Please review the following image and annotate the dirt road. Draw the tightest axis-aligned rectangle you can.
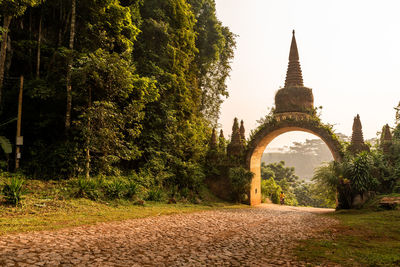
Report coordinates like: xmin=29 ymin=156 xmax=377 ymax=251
xmin=0 ymin=204 xmax=337 ymax=266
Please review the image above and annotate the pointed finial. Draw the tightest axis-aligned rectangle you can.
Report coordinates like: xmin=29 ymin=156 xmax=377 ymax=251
xmin=239 ymin=120 xmax=245 ymax=142
xmin=349 ymin=114 xmax=369 ymax=154
xmin=285 ymin=30 xmax=304 ymax=87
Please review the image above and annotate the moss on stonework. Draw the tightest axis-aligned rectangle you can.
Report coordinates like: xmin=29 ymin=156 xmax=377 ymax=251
xmin=246 ymin=115 xmax=344 ymax=163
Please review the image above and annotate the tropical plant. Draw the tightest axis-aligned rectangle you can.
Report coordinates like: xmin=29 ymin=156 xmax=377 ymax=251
xmin=312 ymin=161 xmax=341 ymax=191
xmin=105 ymin=179 xmax=126 ymax=199
xmin=228 ymin=167 xmax=253 ymax=202
xmin=125 ymin=180 xmax=138 ymax=199
xmin=344 ymin=152 xmax=378 ymax=194
xmin=146 ymin=188 xmax=164 ymax=201
xmin=73 ymin=178 xmax=100 ymax=200
xmin=2 ymin=176 xmax=26 ymax=205
xmin=261 ymin=177 xmax=281 ymax=204
xmin=0 ymin=136 xmax=12 ymax=155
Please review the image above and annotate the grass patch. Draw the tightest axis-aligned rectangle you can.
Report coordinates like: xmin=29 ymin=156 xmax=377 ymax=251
xmin=0 ymin=178 xmax=245 ymax=235
xmin=295 ymin=207 xmax=400 ymax=266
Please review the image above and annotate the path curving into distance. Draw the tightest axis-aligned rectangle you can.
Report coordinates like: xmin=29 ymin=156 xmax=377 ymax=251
xmin=0 ymin=204 xmax=337 ymax=266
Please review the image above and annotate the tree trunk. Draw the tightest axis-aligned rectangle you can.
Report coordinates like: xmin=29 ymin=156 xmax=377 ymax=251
xmin=0 ymin=15 xmax=12 ymax=105
xmin=85 ymin=86 xmax=92 ymax=179
xmin=36 ymin=7 xmax=43 ymax=78
xmin=65 ymin=0 xmax=76 ymax=130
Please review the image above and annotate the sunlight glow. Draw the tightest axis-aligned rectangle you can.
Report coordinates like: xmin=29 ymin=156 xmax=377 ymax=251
xmin=216 ymin=0 xmax=400 ymax=147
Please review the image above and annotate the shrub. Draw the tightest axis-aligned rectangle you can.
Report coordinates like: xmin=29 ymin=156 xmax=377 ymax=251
xmin=166 ymin=159 xmax=205 ymax=193
xmin=74 ymin=178 xmax=100 ymax=200
xmin=228 ymin=167 xmax=254 ymax=202
xmin=146 ymin=188 xmax=163 ymax=201
xmin=2 ymin=176 xmax=26 ymax=206
xmin=345 ymin=152 xmax=378 ymax=194
xmin=105 ymin=179 xmax=126 ymax=199
xmin=261 ymin=178 xmax=281 ymax=204
xmin=125 ymin=180 xmax=138 ymax=199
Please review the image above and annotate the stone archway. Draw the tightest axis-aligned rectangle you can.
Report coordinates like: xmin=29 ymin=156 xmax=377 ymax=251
xmin=246 ymin=116 xmax=343 ymax=206
xmin=244 ymin=30 xmax=344 ymax=205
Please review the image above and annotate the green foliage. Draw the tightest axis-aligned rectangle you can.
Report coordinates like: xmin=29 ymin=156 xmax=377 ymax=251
xmin=260 ymin=162 xmax=275 ymax=180
xmin=0 ymin=0 xmax=40 ymax=17
xmin=261 ymin=178 xmax=281 ymax=204
xmin=0 ymin=136 xmax=12 ymax=154
xmin=312 ymin=148 xmax=395 ymax=209
xmin=228 ymin=167 xmax=253 ymax=202
xmin=2 ymin=176 xmax=26 ymax=205
xmin=0 ymin=0 xmax=235 ymax=200
xmin=74 ymin=49 xmax=158 ymax=176
xmin=105 ymin=179 xmax=126 ymax=199
xmin=187 ymin=0 xmax=236 ymax=123
xmin=164 ymin=159 xmax=206 ymax=193
xmin=146 ymin=187 xmax=164 ymax=201
xmin=261 ymin=161 xmax=298 ymax=206
xmin=261 ymin=161 xmax=299 ymax=183
xmin=125 ymin=180 xmax=138 ymax=199
xmin=294 ymin=181 xmax=336 ymax=208
xmin=343 ymin=152 xmax=378 ymax=194
xmin=71 ymin=176 xmax=140 ymax=201
xmin=312 ymin=162 xmax=340 ymax=190
xmin=73 ymin=178 xmax=100 ymax=200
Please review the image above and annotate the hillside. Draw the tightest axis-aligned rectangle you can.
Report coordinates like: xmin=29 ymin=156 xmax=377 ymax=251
xmin=262 ymin=139 xmax=335 ymax=181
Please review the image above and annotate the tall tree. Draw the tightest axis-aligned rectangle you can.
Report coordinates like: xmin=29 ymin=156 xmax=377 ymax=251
xmin=187 ymin=0 xmax=236 ymax=124
xmin=0 ymin=0 xmax=40 ymax=105
xmin=35 ymin=0 xmax=42 ymax=78
xmin=133 ymin=0 xmax=209 ymax=190
xmin=74 ymin=49 xmax=158 ymax=176
xmin=64 ymin=0 xmax=75 ymax=129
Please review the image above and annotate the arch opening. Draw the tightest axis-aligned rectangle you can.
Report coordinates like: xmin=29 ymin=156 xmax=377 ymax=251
xmin=247 ymin=125 xmax=342 ymax=206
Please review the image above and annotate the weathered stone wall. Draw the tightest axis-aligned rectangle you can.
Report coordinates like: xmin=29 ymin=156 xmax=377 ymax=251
xmin=274 ymin=87 xmax=314 ymax=114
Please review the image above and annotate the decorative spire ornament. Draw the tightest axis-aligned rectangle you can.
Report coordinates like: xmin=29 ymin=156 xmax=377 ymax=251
xmin=380 ymin=124 xmax=392 ymax=154
xmin=285 ymin=30 xmax=304 ymax=88
xmin=349 ymin=114 xmax=369 ymax=154
xmin=218 ymin=129 xmax=226 ymax=153
xmin=274 ymin=30 xmax=314 ymax=115
xmin=227 ymin=118 xmax=242 ymax=156
xmin=239 ymin=120 xmax=245 ymax=143
xmin=219 ymin=129 xmax=225 ymax=140
xmin=210 ymin=128 xmax=217 ymax=149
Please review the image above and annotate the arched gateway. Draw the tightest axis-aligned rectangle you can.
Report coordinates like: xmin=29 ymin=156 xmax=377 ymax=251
xmin=246 ymin=31 xmax=343 ymax=206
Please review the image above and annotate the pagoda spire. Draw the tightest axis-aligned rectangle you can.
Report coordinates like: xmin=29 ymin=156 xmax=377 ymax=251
xmin=380 ymin=124 xmax=392 ymax=154
xmin=349 ymin=114 xmax=369 ymax=154
xmin=239 ymin=120 xmax=245 ymax=143
xmin=284 ymin=30 xmax=304 ymax=88
xmin=210 ymin=128 xmax=217 ymax=149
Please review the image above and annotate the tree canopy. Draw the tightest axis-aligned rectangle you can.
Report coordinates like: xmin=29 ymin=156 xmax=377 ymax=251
xmin=0 ymin=0 xmax=236 ymax=195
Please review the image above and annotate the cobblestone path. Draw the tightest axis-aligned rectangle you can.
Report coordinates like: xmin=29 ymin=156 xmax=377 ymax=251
xmin=0 ymin=204 xmax=337 ymax=266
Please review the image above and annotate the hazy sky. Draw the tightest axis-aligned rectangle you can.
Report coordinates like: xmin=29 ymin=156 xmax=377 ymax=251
xmin=215 ymin=0 xmax=400 ymax=150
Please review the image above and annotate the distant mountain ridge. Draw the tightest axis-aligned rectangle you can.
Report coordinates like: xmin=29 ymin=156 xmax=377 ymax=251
xmin=262 ymin=138 xmax=335 ymax=181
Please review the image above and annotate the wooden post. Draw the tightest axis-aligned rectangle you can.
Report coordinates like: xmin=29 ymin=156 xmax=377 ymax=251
xmin=15 ymin=75 xmax=24 ymax=170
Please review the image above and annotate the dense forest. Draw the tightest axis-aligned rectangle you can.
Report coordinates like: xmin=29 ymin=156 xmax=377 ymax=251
xmin=0 ymin=0 xmax=236 ymax=196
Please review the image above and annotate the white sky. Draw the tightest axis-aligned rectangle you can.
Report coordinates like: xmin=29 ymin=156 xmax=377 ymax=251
xmin=215 ymin=0 xmax=400 ymax=149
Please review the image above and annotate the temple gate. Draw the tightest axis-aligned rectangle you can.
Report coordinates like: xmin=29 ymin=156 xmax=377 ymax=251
xmin=245 ymin=31 xmax=343 ymax=206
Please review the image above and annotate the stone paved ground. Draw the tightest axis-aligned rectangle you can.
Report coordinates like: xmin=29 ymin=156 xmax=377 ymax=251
xmin=0 ymin=204 xmax=338 ymax=266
